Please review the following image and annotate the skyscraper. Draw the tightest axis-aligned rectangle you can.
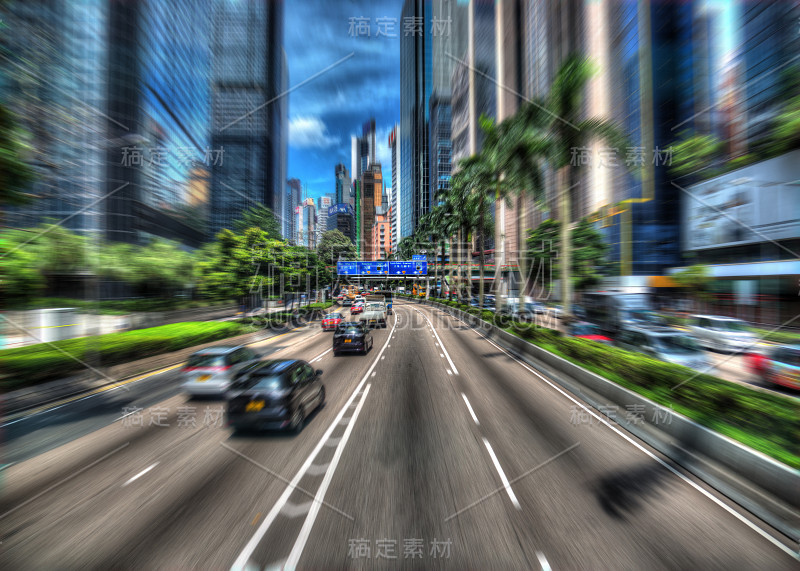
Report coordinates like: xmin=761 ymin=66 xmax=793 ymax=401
xmin=400 ymin=0 xmax=465 ymax=239
xmin=389 ymin=125 xmax=402 ymax=252
xmin=334 ymin=163 xmax=350 ymax=204
xmin=360 ymin=163 xmax=383 ymax=261
xmin=741 ymin=1 xmax=800 ymax=147
xmin=286 ymin=178 xmax=302 ymax=244
xmin=209 ymin=0 xmax=286 ymax=237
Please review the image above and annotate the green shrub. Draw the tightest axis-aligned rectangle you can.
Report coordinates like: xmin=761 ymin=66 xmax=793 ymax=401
xmin=0 ymin=321 xmax=251 ymax=391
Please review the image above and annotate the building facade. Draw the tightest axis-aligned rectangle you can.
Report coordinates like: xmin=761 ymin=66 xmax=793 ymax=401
xmin=209 ymin=0 xmax=286 ymax=237
xmin=371 ymin=206 xmax=391 ymax=261
xmin=360 ymin=163 xmax=383 ymax=261
xmin=388 ymin=125 xmax=401 ymax=252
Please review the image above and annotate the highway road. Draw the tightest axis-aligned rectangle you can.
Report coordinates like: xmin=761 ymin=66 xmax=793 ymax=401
xmin=1 ymin=300 xmax=797 ymax=569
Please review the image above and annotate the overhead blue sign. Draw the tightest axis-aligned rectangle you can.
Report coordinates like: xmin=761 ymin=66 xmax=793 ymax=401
xmin=337 ymin=261 xmax=427 ymax=276
xmin=389 ymin=261 xmax=427 ymax=275
xmin=337 ymin=261 xmax=359 ymax=275
xmin=412 ymin=254 xmax=427 ymax=261
xmin=358 ymin=262 xmax=389 ymax=275
xmin=328 ymin=203 xmax=353 ymax=217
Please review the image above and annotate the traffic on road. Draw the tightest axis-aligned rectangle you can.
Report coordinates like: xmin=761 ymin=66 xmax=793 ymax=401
xmin=1 ymin=298 xmax=797 ymax=570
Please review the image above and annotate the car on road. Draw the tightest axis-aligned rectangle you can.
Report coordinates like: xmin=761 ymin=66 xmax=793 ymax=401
xmin=358 ymin=302 xmax=387 ymax=328
xmin=181 ymin=345 xmax=262 ymax=397
xmin=333 ymin=322 xmax=374 ymax=355
xmin=616 ymin=325 xmax=709 ymax=371
xmin=321 ymin=312 xmax=344 ymax=331
xmin=500 ymin=301 xmax=544 ymax=322
xmin=226 ymin=359 xmax=325 ymax=433
xmin=341 ymin=297 xmax=352 ymax=306
xmin=688 ymin=315 xmax=757 ymax=354
xmin=350 ymin=302 xmax=364 ymax=315
xmin=568 ymin=322 xmax=613 ymax=345
xmin=763 ymin=344 xmax=800 ymax=390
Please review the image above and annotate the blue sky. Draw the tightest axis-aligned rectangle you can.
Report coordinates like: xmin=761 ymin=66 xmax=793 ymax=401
xmin=285 ymin=0 xmax=402 ymax=206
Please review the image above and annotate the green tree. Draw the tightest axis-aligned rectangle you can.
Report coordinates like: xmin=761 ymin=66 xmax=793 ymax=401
xmin=0 ymin=103 xmax=35 ymax=218
xmin=0 ymin=230 xmax=46 ymax=304
xmin=526 ymin=217 xmax=611 ymax=293
xmin=125 ymin=238 xmax=195 ymax=298
xmin=671 ymin=264 xmax=713 ymax=312
xmin=233 ymin=202 xmax=282 ymax=239
xmin=669 ymin=132 xmax=723 ymax=180
xmin=451 ymin=141 xmax=498 ymax=306
xmin=517 ymin=55 xmax=627 ymax=318
xmin=316 ymin=229 xmax=356 ymax=267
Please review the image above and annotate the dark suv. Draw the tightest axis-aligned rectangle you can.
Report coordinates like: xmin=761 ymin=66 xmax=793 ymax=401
xmin=333 ymin=322 xmax=373 ymax=355
xmin=227 ymin=359 xmax=325 ymax=433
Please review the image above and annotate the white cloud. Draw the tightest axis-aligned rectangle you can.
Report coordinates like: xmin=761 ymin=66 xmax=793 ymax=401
xmin=289 ymin=116 xmax=340 ymax=149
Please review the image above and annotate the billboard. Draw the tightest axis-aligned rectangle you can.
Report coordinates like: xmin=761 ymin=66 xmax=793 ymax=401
xmin=328 ymin=203 xmax=354 ymax=217
xmin=684 ymin=150 xmax=800 ymax=250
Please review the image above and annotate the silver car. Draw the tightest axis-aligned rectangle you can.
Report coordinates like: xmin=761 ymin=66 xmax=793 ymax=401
xmin=617 ymin=326 xmax=710 ymax=371
xmin=181 ymin=345 xmax=262 ymax=397
xmin=688 ymin=315 xmax=757 ymax=354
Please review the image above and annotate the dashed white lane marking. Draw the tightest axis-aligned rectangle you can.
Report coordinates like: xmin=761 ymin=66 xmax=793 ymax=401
xmin=440 ymin=353 xmax=444 ymax=358
xmin=310 ymin=348 xmax=332 ymax=363
xmin=122 ymin=462 xmax=158 ymax=487
xmin=414 ymin=307 xmax=459 ymax=375
xmin=284 ymin=384 xmax=373 ymax=568
xmin=371 ymin=371 xmax=376 ymax=377
xmin=304 ymin=463 xmax=330 ymax=476
xmin=447 ymin=369 xmax=452 ymax=375
xmin=280 ymin=501 xmax=313 ymax=518
xmin=461 ymin=393 xmax=480 ymax=425
xmin=536 ymin=551 xmax=551 ymax=571
xmin=482 ymin=439 xmax=521 ymax=510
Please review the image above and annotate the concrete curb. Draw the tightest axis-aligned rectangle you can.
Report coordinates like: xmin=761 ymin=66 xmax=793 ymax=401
xmin=1 ymin=311 xmax=328 ymax=417
xmin=413 ymin=299 xmax=800 ymax=542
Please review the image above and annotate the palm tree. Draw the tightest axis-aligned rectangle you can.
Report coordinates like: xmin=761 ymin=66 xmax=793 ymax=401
xmin=508 ymin=55 xmax=627 ymax=319
xmin=451 ymin=149 xmax=497 ymax=307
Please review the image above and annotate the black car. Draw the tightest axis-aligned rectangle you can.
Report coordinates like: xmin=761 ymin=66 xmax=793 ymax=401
xmin=333 ymin=322 xmax=373 ymax=355
xmin=226 ymin=359 xmax=325 ymax=433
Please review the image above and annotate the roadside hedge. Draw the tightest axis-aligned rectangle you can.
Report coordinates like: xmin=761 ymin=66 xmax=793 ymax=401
xmin=0 ymin=321 xmax=252 ymax=392
xmin=416 ymin=297 xmax=800 ymax=469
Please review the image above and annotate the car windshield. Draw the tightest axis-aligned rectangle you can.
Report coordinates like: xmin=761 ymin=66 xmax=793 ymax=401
xmin=336 ymin=325 xmax=363 ymax=335
xmin=654 ymin=335 xmax=701 ymax=355
xmin=629 ymin=310 xmax=667 ymax=325
xmin=250 ymin=375 xmax=286 ymax=391
xmin=187 ymin=354 xmax=227 ymax=368
xmin=717 ymin=320 xmax=749 ymax=332
xmin=326 ymin=313 xmax=341 ymax=319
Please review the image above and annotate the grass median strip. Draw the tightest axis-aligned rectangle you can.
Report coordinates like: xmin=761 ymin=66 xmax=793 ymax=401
xmin=0 ymin=302 xmax=334 ymax=393
xmin=409 ymin=296 xmax=800 ymax=470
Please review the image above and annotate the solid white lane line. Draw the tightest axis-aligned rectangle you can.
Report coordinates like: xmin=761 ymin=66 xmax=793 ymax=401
xmin=230 ymin=316 xmax=397 ymax=571
xmin=122 ymin=462 xmax=159 ymax=487
xmin=450 ymin=312 xmax=800 ymax=560
xmin=284 ymin=384 xmax=372 ymax=568
xmin=461 ymin=393 xmax=480 ymax=425
xmin=310 ymin=348 xmax=332 ymax=363
xmin=483 ymin=438 xmax=521 ymax=510
xmin=536 ymin=551 xmax=552 ymax=571
xmin=414 ymin=307 xmax=459 ymax=375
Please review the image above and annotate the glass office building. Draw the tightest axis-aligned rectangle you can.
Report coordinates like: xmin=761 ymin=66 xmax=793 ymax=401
xmin=209 ymin=0 xmax=285 ymax=237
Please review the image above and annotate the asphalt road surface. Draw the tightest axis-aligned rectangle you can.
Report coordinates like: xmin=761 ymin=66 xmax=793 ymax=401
xmin=1 ymin=300 xmax=797 ymax=569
